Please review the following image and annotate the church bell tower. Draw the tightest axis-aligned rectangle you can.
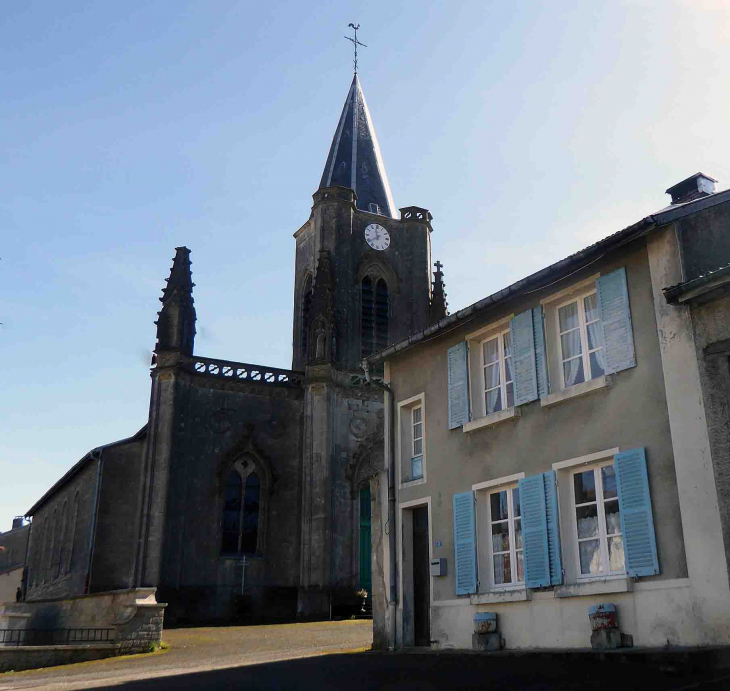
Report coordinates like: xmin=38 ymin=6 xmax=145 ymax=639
xmin=292 ymin=75 xmax=440 ymax=373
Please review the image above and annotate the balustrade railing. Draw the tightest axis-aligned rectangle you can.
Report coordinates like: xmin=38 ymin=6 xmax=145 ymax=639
xmin=190 ymin=357 xmax=304 ymax=388
xmin=0 ymin=628 xmax=115 ymax=646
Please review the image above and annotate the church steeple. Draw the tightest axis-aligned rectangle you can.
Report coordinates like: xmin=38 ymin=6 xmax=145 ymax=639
xmin=319 ymin=76 xmax=396 ymax=218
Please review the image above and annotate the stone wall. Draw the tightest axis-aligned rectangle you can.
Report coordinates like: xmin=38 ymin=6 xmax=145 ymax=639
xmin=91 ymin=437 xmax=146 ymax=593
xmin=26 ymin=459 xmax=100 ymax=601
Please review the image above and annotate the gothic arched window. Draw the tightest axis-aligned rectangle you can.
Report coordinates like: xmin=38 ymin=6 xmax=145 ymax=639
xmin=301 ymin=275 xmax=313 ymax=356
xmin=242 ymin=473 xmax=260 ymax=554
xmin=69 ymin=493 xmax=80 ymax=572
xmin=221 ymin=468 xmax=261 ymax=556
xmin=57 ymin=501 xmax=68 ymax=579
xmin=361 ymin=276 xmax=388 ymax=357
xmin=221 ymin=470 xmax=243 ymax=554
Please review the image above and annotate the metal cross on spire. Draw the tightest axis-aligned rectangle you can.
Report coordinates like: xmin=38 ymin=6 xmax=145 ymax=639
xmin=344 ymin=23 xmax=367 ymax=75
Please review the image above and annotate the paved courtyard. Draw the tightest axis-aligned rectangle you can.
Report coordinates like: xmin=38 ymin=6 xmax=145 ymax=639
xmin=1 ymin=621 xmax=729 ymax=690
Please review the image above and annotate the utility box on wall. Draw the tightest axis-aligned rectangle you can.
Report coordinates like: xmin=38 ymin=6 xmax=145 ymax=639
xmin=430 ymin=558 xmax=447 ymax=577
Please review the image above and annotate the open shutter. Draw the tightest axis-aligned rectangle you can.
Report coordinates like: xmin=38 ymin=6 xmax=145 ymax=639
xmin=519 ymin=475 xmax=550 ymax=588
xmin=453 ymin=491 xmax=477 ymax=594
xmin=615 ymin=447 xmax=659 ymax=577
xmin=510 ymin=310 xmax=538 ymax=405
xmin=532 ymin=306 xmax=549 ymax=398
xmin=542 ymin=471 xmax=563 ymax=585
xmin=597 ymin=267 xmax=636 ymax=374
xmin=447 ymin=342 xmax=470 ymax=429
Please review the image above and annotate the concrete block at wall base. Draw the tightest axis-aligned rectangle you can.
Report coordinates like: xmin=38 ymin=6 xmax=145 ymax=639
xmin=472 ymin=632 xmax=502 ymax=652
xmin=590 ymin=628 xmax=622 ymax=650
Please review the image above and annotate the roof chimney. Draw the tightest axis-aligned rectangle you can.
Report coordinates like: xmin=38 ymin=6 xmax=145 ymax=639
xmin=666 ymin=172 xmax=717 ymax=205
xmin=12 ymin=516 xmax=24 ymax=530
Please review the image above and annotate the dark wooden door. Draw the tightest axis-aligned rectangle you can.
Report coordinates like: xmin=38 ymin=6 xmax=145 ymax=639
xmin=412 ymin=506 xmax=430 ymax=646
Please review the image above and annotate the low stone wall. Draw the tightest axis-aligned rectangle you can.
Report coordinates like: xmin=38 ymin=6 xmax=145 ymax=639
xmin=0 ymin=588 xmax=166 ymax=670
xmin=0 ymin=645 xmax=122 ymax=673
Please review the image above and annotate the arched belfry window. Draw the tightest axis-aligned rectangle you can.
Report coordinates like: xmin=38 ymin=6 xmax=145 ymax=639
xmin=221 ymin=463 xmax=263 ymax=556
xmin=361 ymin=276 xmax=388 ymax=357
xmin=301 ymin=275 xmax=313 ymax=356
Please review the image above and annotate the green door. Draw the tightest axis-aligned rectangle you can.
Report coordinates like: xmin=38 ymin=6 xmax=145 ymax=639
xmin=359 ymin=487 xmax=372 ymax=594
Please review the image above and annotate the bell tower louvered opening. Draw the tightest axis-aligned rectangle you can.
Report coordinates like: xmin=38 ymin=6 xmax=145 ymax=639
xmin=375 ymin=279 xmax=389 ymax=352
xmin=361 ymin=275 xmax=388 ymax=357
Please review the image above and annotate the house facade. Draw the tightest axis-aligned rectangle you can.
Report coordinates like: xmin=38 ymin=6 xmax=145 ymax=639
xmin=365 ymin=173 xmax=730 ymax=649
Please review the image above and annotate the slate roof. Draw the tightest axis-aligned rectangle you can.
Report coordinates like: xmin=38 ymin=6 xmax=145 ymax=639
xmin=319 ymin=75 xmax=396 ymax=218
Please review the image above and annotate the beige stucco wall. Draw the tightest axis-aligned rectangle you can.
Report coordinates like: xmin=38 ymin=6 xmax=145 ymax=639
xmin=385 ymin=235 xmax=729 ymax=649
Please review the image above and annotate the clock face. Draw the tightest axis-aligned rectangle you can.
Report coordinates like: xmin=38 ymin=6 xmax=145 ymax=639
xmin=364 ymin=223 xmax=391 ymax=251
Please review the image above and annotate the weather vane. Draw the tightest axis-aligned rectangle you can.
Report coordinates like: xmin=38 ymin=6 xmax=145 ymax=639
xmin=344 ymin=23 xmax=366 ymax=75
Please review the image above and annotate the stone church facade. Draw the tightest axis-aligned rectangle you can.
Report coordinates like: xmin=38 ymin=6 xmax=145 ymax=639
xmin=19 ymin=76 xmax=445 ymax=631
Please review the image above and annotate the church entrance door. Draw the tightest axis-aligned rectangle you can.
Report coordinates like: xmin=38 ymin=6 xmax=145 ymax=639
xmin=358 ymin=487 xmax=372 ymax=595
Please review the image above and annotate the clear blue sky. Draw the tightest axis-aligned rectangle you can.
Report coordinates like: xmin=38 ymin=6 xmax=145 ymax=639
xmin=2 ymin=0 xmax=729 ymax=528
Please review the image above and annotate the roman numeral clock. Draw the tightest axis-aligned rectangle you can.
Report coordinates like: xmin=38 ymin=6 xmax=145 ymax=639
xmin=364 ymin=223 xmax=390 ymax=251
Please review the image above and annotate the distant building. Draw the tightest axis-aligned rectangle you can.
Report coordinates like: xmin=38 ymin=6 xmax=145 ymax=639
xmin=0 ymin=518 xmax=29 ymax=603
xmin=364 ymin=173 xmax=730 ymax=649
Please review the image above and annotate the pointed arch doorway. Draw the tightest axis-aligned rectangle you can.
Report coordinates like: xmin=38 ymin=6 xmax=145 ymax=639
xmin=358 ymin=485 xmax=372 ymax=595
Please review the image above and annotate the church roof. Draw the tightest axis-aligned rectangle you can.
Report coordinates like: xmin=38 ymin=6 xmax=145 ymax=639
xmin=319 ymin=75 xmax=396 ymax=218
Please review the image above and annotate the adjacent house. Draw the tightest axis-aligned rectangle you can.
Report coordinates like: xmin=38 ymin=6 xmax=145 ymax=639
xmin=364 ymin=173 xmax=730 ymax=650
xmin=0 ymin=519 xmax=30 ymax=604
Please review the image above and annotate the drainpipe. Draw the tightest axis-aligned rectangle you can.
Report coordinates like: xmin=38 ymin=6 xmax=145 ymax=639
xmin=362 ymin=360 xmax=397 ymax=650
xmin=85 ymin=449 xmax=104 ymax=594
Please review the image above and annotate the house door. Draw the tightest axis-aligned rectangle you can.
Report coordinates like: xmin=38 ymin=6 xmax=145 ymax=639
xmin=412 ymin=506 xmax=430 ymax=646
xmin=359 ymin=486 xmax=372 ymax=594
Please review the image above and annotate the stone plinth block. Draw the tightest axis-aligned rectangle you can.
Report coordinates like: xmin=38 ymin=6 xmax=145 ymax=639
xmin=472 ymin=632 xmax=501 ymax=651
xmin=588 ymin=603 xmax=617 ymax=631
xmin=473 ymin=612 xmax=497 ymax=634
xmin=591 ymin=628 xmax=622 ymax=650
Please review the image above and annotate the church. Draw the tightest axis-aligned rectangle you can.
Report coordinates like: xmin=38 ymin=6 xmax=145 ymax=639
xmin=19 ymin=74 xmax=446 ymax=632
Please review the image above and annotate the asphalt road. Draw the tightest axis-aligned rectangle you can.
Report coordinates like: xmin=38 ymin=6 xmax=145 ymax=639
xmin=2 ymin=621 xmax=729 ymax=691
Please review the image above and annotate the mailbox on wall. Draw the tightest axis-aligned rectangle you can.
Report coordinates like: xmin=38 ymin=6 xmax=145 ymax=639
xmin=430 ymin=558 xmax=447 ymax=577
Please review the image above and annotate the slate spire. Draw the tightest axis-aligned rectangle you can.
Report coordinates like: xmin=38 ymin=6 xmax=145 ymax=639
xmin=155 ymin=246 xmax=196 ymax=356
xmin=319 ymin=75 xmax=396 ymax=218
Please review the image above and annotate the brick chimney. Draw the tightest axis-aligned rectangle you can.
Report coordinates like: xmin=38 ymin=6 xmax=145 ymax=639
xmin=666 ymin=173 xmax=717 ymax=205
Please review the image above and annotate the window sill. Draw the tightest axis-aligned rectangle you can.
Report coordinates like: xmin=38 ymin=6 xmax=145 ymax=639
xmin=463 ymin=407 xmax=520 ymax=433
xmin=470 ymin=588 xmax=528 ymax=605
xmin=554 ymin=576 xmax=633 ymax=599
xmin=540 ymin=375 xmax=612 ymax=408
xmin=401 ymin=477 xmax=426 ymax=488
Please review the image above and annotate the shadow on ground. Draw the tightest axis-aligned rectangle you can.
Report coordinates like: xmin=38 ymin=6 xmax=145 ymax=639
xmin=81 ymin=650 xmax=728 ymax=691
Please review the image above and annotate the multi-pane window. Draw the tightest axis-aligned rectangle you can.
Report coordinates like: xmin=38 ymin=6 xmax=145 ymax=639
xmin=558 ymin=292 xmax=605 ymax=388
xmin=572 ymin=463 xmax=624 ymax=577
xmin=221 ymin=469 xmax=261 ymax=556
xmin=488 ymin=487 xmax=523 ymax=586
xmin=411 ymin=406 xmax=424 ymax=480
xmin=482 ymin=331 xmax=514 ymax=415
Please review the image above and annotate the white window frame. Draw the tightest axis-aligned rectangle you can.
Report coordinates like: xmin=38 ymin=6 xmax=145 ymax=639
xmin=486 ymin=483 xmax=524 ymax=589
xmin=556 ymin=289 xmax=604 ymax=390
xmin=571 ymin=459 xmax=625 ymax=581
xmin=412 ymin=406 xmax=423 ymax=458
xmin=480 ymin=329 xmax=514 ymax=417
xmin=398 ymin=393 xmax=426 ymax=488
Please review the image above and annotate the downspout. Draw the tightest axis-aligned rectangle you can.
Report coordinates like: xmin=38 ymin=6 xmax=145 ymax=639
xmin=85 ymin=449 xmax=104 ymax=594
xmin=362 ymin=360 xmax=397 ymax=650
xmin=21 ymin=519 xmax=32 ymax=601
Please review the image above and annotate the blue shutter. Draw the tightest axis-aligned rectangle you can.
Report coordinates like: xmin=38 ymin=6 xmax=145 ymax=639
xmin=447 ymin=342 xmax=470 ymax=429
xmin=510 ymin=310 xmax=538 ymax=406
xmin=532 ymin=306 xmax=549 ymax=398
xmin=615 ymin=448 xmax=659 ymax=577
xmin=542 ymin=471 xmax=563 ymax=585
xmin=518 ymin=475 xmax=550 ymax=588
xmin=453 ymin=491 xmax=477 ymax=594
xmin=597 ymin=267 xmax=636 ymax=374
